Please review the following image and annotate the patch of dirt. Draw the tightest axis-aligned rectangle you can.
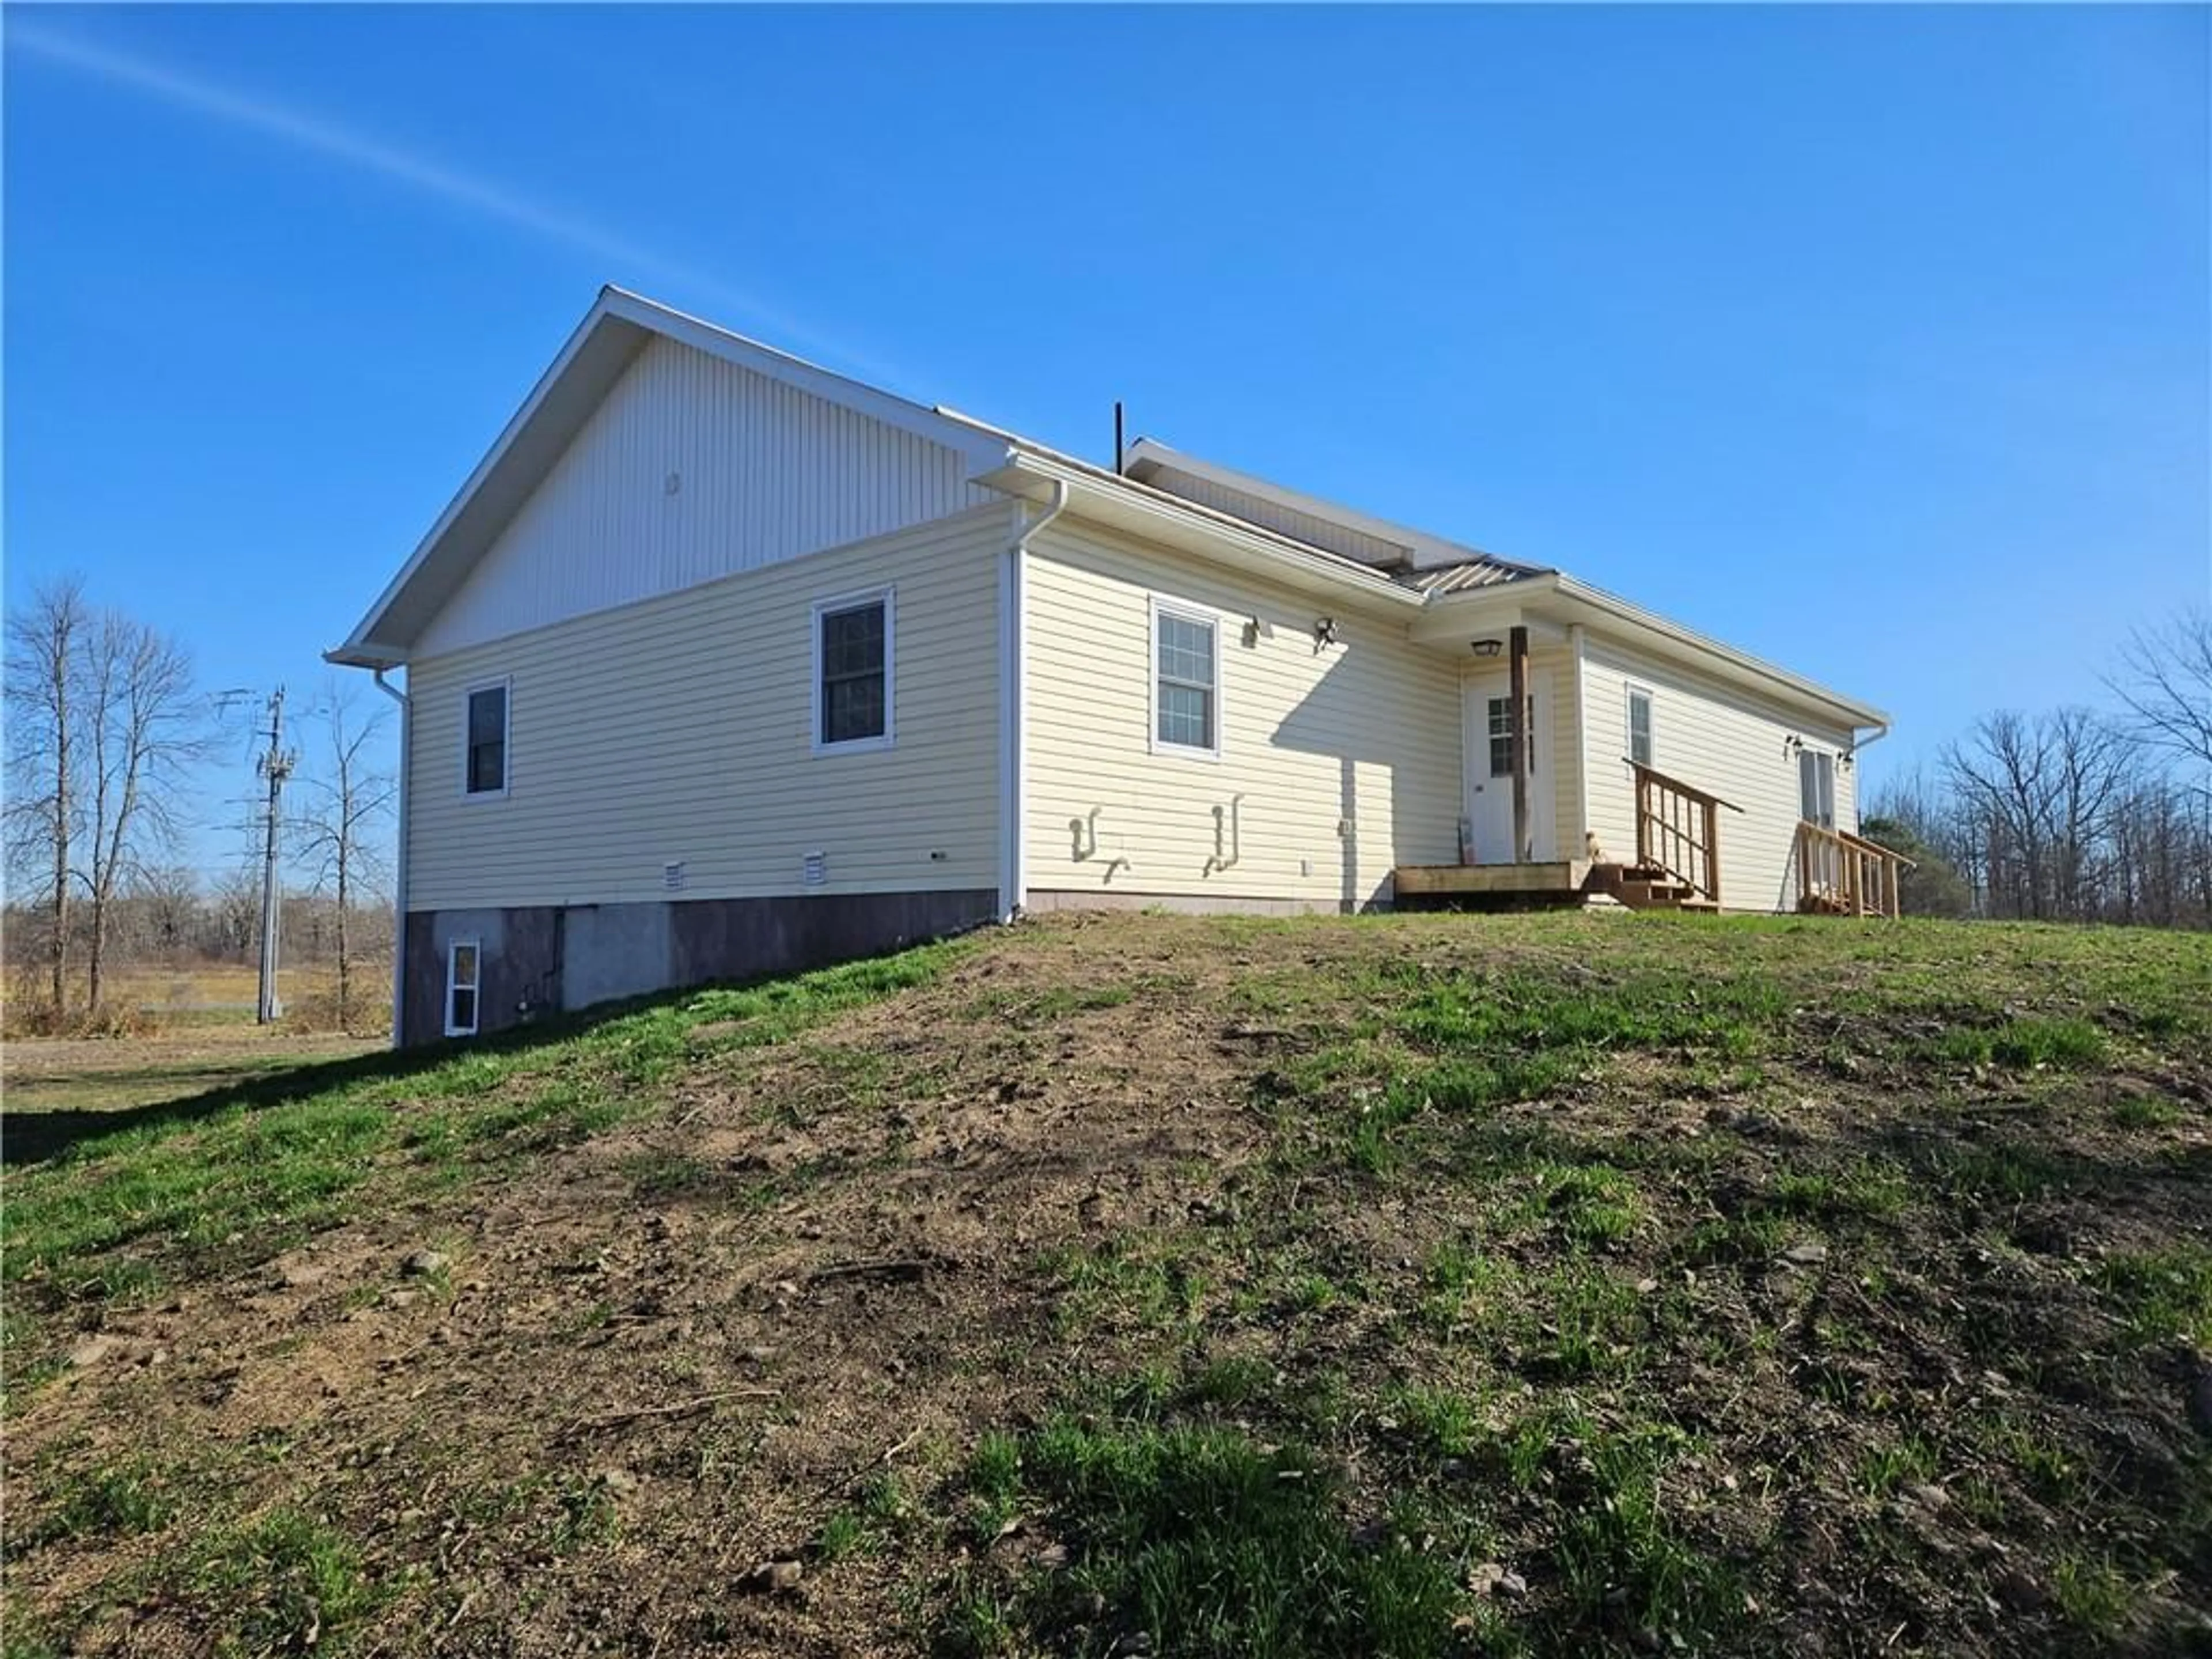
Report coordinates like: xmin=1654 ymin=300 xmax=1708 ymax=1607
xmin=7 ymin=912 xmax=2210 ymax=1657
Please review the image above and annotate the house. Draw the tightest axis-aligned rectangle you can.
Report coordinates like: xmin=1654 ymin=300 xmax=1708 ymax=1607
xmin=331 ymin=288 xmax=1904 ymax=1046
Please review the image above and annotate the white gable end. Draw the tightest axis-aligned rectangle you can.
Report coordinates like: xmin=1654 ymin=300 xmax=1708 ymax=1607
xmin=418 ymin=336 xmax=998 ymax=656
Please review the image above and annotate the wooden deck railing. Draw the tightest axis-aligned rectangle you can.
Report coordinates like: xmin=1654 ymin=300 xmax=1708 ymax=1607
xmin=1796 ymin=821 xmax=1914 ymax=918
xmin=1630 ymin=760 xmax=1743 ymax=906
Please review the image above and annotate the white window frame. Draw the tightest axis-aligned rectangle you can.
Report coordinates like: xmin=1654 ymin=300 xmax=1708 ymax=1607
xmin=1485 ymin=691 xmax=1537 ymax=781
xmin=1148 ymin=596 xmax=1223 ymax=760
xmin=444 ymin=937 xmax=482 ymax=1037
xmin=1626 ymin=683 xmax=1656 ymax=770
xmin=811 ymin=585 xmax=896 ymax=755
xmin=459 ymin=676 xmax=512 ymax=801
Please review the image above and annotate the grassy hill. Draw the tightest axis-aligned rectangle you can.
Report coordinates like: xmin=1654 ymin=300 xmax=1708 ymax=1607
xmin=5 ymin=911 xmax=2209 ymax=1658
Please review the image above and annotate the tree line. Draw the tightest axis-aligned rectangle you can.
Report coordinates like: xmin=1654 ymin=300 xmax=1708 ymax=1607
xmin=1863 ymin=609 xmax=2212 ymax=929
xmin=3 ymin=577 xmax=397 ymax=1031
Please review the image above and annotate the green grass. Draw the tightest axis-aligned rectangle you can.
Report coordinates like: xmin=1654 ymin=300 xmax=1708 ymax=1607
xmin=4 ymin=940 xmax=965 ymax=1317
xmin=816 ymin=1508 xmax=868 ymax=1562
xmin=11 ymin=910 xmax=2211 ymax=1659
xmin=964 ymin=1430 xmax=1025 ymax=1540
xmin=2107 ymin=1092 xmax=2181 ymax=1130
xmin=1392 ymin=966 xmax=1789 ymax=1060
xmin=1384 ymin=1383 xmax=1479 ymax=1457
xmin=2092 ymin=1244 xmax=2212 ymax=1346
xmin=171 ymin=1508 xmax=379 ymax=1658
xmin=22 ymin=1457 xmax=176 ymax=1545
xmin=1925 ymin=1015 xmax=2110 ymax=1070
xmin=1853 ymin=1435 xmax=1940 ymax=1497
xmin=952 ymin=1419 xmax=1462 ymax=1658
xmin=2050 ymin=1552 xmax=2136 ymax=1634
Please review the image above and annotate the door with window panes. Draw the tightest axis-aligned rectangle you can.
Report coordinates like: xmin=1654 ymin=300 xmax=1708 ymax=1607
xmin=1798 ymin=748 xmax=1836 ymax=831
xmin=1463 ymin=671 xmax=1552 ymax=863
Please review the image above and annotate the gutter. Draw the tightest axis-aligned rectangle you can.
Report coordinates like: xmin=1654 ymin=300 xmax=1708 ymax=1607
xmin=990 ymin=449 xmax=1424 ymax=615
xmin=370 ymin=665 xmax=410 ymax=1046
xmin=1422 ymin=573 xmax=1886 ymax=734
xmin=1001 ymin=480 xmax=1070 ymax=919
xmin=1552 ymin=575 xmax=1889 ymax=732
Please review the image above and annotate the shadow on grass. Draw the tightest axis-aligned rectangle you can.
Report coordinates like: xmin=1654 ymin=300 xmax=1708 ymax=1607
xmin=3 ymin=994 xmax=683 ymax=1169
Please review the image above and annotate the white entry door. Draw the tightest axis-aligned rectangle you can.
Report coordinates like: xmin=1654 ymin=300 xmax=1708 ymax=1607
xmin=1463 ymin=670 xmax=1554 ymax=864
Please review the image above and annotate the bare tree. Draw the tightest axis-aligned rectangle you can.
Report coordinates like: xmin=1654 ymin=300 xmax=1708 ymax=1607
xmin=1944 ymin=710 xmax=2054 ymax=918
xmin=290 ymin=680 xmax=396 ymax=1031
xmin=132 ymin=863 xmax=203 ymax=959
xmin=2046 ymin=707 xmax=2135 ymax=918
xmin=2107 ymin=607 xmax=2212 ymax=778
xmin=75 ymin=609 xmax=202 ymax=1012
xmin=206 ymin=864 xmax=263 ymax=962
xmin=4 ymin=578 xmax=89 ymax=1017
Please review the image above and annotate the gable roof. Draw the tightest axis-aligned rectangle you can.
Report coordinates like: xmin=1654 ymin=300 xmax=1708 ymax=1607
xmin=329 ymin=289 xmax=1885 ymax=733
xmin=330 ymin=287 xmax=1011 ymax=666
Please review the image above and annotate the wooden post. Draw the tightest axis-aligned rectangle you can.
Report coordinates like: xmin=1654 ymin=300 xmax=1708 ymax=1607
xmin=1508 ymin=624 xmax=1529 ymax=862
xmin=1702 ymin=798 xmax=1721 ymax=905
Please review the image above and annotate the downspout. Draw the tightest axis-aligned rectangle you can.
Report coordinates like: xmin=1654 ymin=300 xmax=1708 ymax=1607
xmin=1846 ymin=721 xmax=1891 ymax=835
xmin=373 ymin=666 xmax=410 ymax=1046
xmin=1000 ymin=479 xmax=1070 ymax=921
xmin=1569 ymin=622 xmax=1590 ymax=852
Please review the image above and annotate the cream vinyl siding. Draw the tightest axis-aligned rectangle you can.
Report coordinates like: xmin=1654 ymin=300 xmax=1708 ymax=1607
xmin=1580 ymin=639 xmax=1858 ymax=914
xmin=419 ymin=336 xmax=998 ymax=657
xmin=406 ymin=501 xmax=1014 ymax=910
xmin=1024 ymin=522 xmax=1462 ymax=908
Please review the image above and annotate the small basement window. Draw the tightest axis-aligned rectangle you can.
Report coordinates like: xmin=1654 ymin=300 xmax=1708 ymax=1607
xmin=445 ymin=939 xmax=481 ymax=1037
xmin=1627 ymin=686 xmax=1654 ymax=768
xmin=815 ymin=590 xmax=893 ymax=750
xmin=1153 ymin=601 xmax=1219 ymax=755
xmin=464 ymin=682 xmax=509 ymax=796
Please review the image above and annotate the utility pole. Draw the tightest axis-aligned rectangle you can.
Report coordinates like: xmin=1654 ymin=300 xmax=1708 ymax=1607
xmin=256 ymin=686 xmax=298 ymax=1025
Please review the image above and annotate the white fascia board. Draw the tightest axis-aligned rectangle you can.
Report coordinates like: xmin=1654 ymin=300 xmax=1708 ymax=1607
xmin=334 ymin=289 xmax=639 ymax=665
xmin=1416 ymin=576 xmax=1887 ymax=732
xmin=1123 ymin=438 xmax=1535 ymax=574
xmin=987 ymin=450 xmax=1426 ymax=616
xmin=334 ymin=287 xmax=1016 ymax=668
xmin=324 ymin=643 xmax=408 ymax=670
xmin=1554 ymin=575 xmax=1889 ymax=731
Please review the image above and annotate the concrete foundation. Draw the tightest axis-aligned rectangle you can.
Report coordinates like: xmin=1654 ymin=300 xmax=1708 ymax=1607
xmin=400 ymin=888 xmax=996 ymax=1046
xmin=1022 ymin=889 xmax=1377 ymax=918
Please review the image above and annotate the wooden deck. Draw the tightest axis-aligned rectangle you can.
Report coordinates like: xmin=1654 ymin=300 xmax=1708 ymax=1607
xmin=1393 ymin=859 xmax=1723 ymax=912
xmin=1394 ymin=861 xmax=1594 ymax=903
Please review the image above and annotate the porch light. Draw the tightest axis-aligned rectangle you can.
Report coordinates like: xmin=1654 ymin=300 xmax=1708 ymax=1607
xmin=1471 ymin=638 xmax=1504 ymax=658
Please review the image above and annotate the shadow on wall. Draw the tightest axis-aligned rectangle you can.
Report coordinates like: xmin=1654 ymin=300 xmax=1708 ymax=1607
xmin=1069 ymin=808 xmax=1132 ymax=883
xmin=1271 ymin=627 xmax=1440 ymax=911
xmin=1049 ymin=611 xmax=1447 ymax=910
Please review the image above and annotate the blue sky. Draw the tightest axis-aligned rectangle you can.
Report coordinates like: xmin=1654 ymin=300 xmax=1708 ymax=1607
xmin=5 ymin=4 xmax=2207 ymax=872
